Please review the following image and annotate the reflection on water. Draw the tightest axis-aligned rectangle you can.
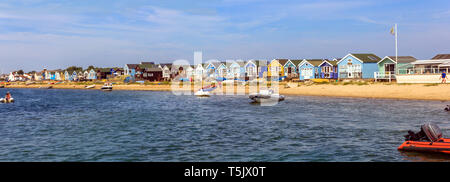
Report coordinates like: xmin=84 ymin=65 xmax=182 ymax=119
xmin=400 ymin=151 xmax=450 ymax=162
xmin=0 ymin=88 xmax=448 ymax=161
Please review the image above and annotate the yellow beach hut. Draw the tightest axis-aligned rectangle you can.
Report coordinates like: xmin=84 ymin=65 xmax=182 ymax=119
xmin=268 ymin=59 xmax=289 ymax=78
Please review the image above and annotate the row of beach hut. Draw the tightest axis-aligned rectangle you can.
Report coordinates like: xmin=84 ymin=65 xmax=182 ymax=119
xmin=123 ymin=53 xmax=422 ymax=81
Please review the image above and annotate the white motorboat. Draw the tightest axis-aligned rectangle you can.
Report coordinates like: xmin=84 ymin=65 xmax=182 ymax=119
xmin=0 ymin=98 xmax=14 ymax=103
xmin=85 ymin=85 xmax=95 ymax=89
xmin=101 ymin=83 xmax=113 ymax=91
xmin=249 ymin=89 xmax=285 ymax=103
xmin=194 ymin=89 xmax=210 ymax=97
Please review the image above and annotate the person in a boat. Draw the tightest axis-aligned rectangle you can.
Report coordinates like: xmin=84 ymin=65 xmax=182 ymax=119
xmin=404 ymin=127 xmax=429 ymax=141
xmin=5 ymin=91 xmax=11 ymax=102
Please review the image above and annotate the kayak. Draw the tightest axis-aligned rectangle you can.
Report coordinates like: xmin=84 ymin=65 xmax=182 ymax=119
xmin=398 ymin=139 xmax=450 ymax=154
xmin=0 ymin=98 xmax=14 ymax=103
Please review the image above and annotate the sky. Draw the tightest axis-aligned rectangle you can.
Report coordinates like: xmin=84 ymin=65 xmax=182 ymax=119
xmin=0 ymin=0 xmax=449 ymax=73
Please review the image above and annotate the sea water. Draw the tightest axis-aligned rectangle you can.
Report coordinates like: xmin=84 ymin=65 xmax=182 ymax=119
xmin=0 ymin=88 xmax=449 ymax=161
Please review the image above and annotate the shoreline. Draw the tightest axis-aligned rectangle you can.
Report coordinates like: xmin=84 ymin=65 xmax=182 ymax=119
xmin=3 ymin=83 xmax=450 ymax=102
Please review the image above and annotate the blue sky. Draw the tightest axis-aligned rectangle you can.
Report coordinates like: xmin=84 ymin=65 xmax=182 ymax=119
xmin=0 ymin=0 xmax=449 ymax=72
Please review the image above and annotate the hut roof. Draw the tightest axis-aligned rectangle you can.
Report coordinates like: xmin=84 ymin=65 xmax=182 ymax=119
xmin=126 ymin=64 xmax=139 ymax=69
xmin=275 ymin=59 xmax=289 ymax=65
xmin=431 ymin=54 xmax=450 ymax=60
xmin=305 ymin=59 xmax=328 ymax=66
xmin=351 ymin=53 xmax=381 ymax=63
xmin=386 ymin=56 xmax=417 ymax=63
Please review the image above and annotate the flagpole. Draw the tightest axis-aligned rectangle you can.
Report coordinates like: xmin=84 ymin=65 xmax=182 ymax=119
xmin=395 ymin=23 xmax=398 ymax=75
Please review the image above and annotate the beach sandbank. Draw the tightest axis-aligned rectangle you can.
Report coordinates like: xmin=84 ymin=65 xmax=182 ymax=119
xmin=3 ymin=83 xmax=450 ymax=101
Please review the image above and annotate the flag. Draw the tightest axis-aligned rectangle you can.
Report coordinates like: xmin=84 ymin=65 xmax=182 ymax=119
xmin=390 ymin=25 xmax=395 ymax=35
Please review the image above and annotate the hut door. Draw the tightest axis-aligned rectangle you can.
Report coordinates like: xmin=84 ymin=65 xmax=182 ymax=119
xmin=385 ymin=64 xmax=395 ymax=75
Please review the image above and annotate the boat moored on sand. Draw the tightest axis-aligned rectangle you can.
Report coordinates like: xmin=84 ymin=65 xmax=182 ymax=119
xmin=101 ymin=83 xmax=113 ymax=91
xmin=39 ymin=86 xmax=53 ymax=89
xmin=194 ymin=89 xmax=210 ymax=97
xmin=85 ymin=85 xmax=96 ymax=89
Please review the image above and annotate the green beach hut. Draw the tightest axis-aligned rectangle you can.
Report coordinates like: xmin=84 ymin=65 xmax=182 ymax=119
xmin=377 ymin=56 xmax=416 ymax=75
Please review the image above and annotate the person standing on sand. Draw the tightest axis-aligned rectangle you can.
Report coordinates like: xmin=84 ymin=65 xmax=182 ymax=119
xmin=441 ymin=71 xmax=448 ymax=83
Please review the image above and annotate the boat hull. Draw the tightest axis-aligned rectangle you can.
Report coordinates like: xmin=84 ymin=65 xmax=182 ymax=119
xmin=398 ymin=139 xmax=450 ymax=154
xmin=195 ymin=90 xmax=210 ymax=97
xmin=249 ymin=93 xmax=285 ymax=103
xmin=0 ymin=98 xmax=14 ymax=103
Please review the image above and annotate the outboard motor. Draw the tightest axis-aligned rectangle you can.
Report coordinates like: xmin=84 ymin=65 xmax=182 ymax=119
xmin=404 ymin=122 xmax=443 ymax=142
xmin=421 ymin=122 xmax=443 ymax=142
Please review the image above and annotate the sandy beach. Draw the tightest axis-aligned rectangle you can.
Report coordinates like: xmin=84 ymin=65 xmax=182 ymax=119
xmin=3 ymin=82 xmax=450 ymax=101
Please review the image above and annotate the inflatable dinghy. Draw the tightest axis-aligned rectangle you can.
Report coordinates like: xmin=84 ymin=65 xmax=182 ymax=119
xmin=398 ymin=123 xmax=450 ymax=154
xmin=0 ymin=98 xmax=14 ymax=103
xmin=249 ymin=89 xmax=285 ymax=103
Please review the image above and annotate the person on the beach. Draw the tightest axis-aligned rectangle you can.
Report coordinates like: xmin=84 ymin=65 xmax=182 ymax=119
xmin=5 ymin=92 xmax=11 ymax=102
xmin=441 ymin=71 xmax=448 ymax=83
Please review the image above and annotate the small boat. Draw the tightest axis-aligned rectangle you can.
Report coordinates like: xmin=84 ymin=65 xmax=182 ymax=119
xmin=0 ymin=98 xmax=14 ymax=103
xmin=445 ymin=105 xmax=450 ymax=111
xmin=101 ymin=83 xmax=113 ymax=91
xmin=249 ymin=89 xmax=285 ymax=103
xmin=398 ymin=123 xmax=450 ymax=154
xmin=194 ymin=89 xmax=210 ymax=97
xmin=85 ymin=85 xmax=96 ymax=89
xmin=39 ymin=86 xmax=53 ymax=89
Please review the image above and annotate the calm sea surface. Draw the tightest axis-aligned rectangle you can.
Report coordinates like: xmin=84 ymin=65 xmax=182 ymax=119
xmin=0 ymin=88 xmax=449 ymax=162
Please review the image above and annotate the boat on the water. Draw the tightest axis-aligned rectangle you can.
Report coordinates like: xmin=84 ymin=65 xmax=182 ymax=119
xmin=85 ymin=85 xmax=96 ymax=89
xmin=101 ymin=83 xmax=113 ymax=91
xmin=194 ymin=89 xmax=210 ymax=97
xmin=0 ymin=98 xmax=14 ymax=103
xmin=249 ymin=89 xmax=285 ymax=103
xmin=445 ymin=105 xmax=450 ymax=111
xmin=398 ymin=123 xmax=450 ymax=154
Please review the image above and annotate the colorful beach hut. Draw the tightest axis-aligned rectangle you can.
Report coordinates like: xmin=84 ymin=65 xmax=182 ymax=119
xmin=72 ymin=71 xmax=78 ymax=81
xmin=337 ymin=53 xmax=381 ymax=79
xmin=245 ymin=60 xmax=267 ymax=79
xmin=194 ymin=63 xmax=205 ymax=81
xmin=88 ymin=69 xmax=97 ymax=80
xmin=298 ymin=59 xmax=325 ymax=80
xmin=227 ymin=61 xmax=245 ymax=79
xmin=216 ymin=62 xmax=228 ymax=79
xmin=318 ymin=59 xmax=338 ymax=79
xmin=377 ymin=56 xmax=416 ymax=75
xmin=283 ymin=59 xmax=302 ymax=78
xmin=268 ymin=59 xmax=288 ymax=78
